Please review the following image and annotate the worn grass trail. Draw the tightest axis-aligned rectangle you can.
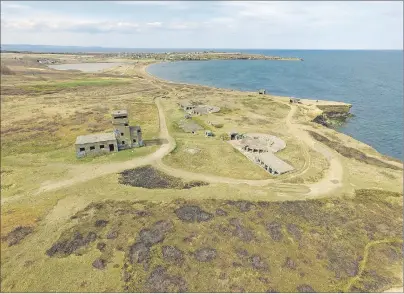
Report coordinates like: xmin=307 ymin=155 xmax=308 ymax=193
xmin=3 ymin=95 xmax=347 ymax=205
xmin=344 ymin=238 xmax=404 ymax=292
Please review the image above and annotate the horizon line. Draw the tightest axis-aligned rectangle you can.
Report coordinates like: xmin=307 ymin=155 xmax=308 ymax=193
xmin=1 ymin=44 xmax=403 ymax=51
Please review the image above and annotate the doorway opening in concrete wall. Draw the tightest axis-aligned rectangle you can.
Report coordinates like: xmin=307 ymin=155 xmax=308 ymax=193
xmin=109 ymin=144 xmax=114 ymax=151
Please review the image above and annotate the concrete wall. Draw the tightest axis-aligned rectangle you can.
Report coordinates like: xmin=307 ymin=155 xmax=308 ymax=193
xmin=130 ymin=127 xmax=143 ymax=147
xmin=75 ymin=139 xmax=118 ymax=158
xmin=114 ymin=125 xmax=133 ymax=150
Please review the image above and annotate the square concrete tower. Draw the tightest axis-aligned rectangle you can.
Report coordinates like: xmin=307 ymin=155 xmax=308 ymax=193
xmin=112 ymin=110 xmax=143 ymax=150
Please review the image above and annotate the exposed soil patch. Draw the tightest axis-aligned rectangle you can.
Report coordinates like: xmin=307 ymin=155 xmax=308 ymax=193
xmin=229 ymin=218 xmax=254 ymax=242
xmin=145 ymin=266 xmax=188 ymax=292
xmin=286 ymin=223 xmax=302 ymax=241
xmin=106 ymin=230 xmax=118 ymax=239
xmin=2 ymin=226 xmax=33 ymax=246
xmin=326 ymin=242 xmax=359 ymax=279
xmin=236 ymin=248 xmax=249 ymax=258
xmin=266 ymin=222 xmax=283 ymax=242
xmin=162 ymin=245 xmax=184 ymax=265
xmin=97 ymin=242 xmax=106 ymax=252
xmin=249 ymin=254 xmax=269 ymax=271
xmin=95 ymin=220 xmax=108 ymax=227
xmin=283 ymin=257 xmax=297 ymax=270
xmin=128 ymin=220 xmax=173 ymax=270
xmin=128 ymin=242 xmax=150 ymax=265
xmin=194 ymin=248 xmax=217 ymax=262
xmin=215 ymin=208 xmax=228 ymax=216
xmin=46 ymin=231 xmax=97 ymax=257
xmin=308 ymin=131 xmax=401 ymax=170
xmin=92 ymin=258 xmax=107 ymax=270
xmin=32 ymin=188 xmax=402 ymax=292
xmin=296 ymin=284 xmax=316 ymax=293
xmin=175 ymin=205 xmax=213 ymax=223
xmin=137 ymin=223 xmax=171 ymax=246
xmin=227 ymin=200 xmax=255 ymax=212
xmin=119 ymin=165 xmax=209 ymax=189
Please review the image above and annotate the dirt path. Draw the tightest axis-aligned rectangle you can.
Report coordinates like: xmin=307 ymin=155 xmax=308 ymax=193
xmin=0 ymin=98 xmax=174 ymax=206
xmin=154 ymin=102 xmax=344 ymax=197
xmin=2 ymin=95 xmax=345 ymax=205
xmin=286 ymin=105 xmax=344 ymax=196
xmin=344 ymin=238 xmax=403 ymax=292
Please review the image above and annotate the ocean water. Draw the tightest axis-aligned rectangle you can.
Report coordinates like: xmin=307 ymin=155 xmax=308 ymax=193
xmin=148 ymin=50 xmax=403 ymax=160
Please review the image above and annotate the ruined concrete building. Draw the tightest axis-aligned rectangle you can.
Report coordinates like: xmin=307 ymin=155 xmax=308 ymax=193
xmin=228 ymin=132 xmax=294 ymax=175
xmin=75 ymin=110 xmax=143 ymax=158
xmin=178 ymin=101 xmax=220 ymax=116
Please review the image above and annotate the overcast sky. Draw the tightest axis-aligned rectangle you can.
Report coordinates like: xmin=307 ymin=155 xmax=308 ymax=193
xmin=1 ymin=1 xmax=403 ymax=49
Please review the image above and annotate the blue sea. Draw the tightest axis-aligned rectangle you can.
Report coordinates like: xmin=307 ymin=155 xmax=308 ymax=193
xmin=3 ymin=45 xmax=402 ymax=159
xmin=147 ymin=50 xmax=403 ymax=160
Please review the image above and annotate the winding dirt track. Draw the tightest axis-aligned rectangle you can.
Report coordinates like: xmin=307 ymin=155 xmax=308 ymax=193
xmin=30 ymin=96 xmax=344 ymax=195
xmin=2 ymin=96 xmax=346 ymax=205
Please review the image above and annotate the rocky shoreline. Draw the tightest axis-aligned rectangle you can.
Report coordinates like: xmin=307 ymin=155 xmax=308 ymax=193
xmin=313 ymin=111 xmax=354 ymax=128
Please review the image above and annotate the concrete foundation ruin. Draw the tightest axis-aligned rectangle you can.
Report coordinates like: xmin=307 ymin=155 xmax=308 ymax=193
xmin=178 ymin=100 xmax=220 ymax=116
xmin=228 ymin=132 xmax=294 ymax=175
xmin=75 ymin=110 xmax=143 ymax=158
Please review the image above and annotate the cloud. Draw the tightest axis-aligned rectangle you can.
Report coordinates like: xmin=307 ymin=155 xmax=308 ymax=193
xmin=1 ymin=17 xmax=210 ymax=34
xmin=1 ymin=2 xmax=30 ymax=10
xmin=2 ymin=18 xmax=142 ymax=34
xmin=1 ymin=1 xmax=402 ymax=49
xmin=112 ymin=0 xmax=190 ymax=10
xmin=146 ymin=22 xmax=163 ymax=27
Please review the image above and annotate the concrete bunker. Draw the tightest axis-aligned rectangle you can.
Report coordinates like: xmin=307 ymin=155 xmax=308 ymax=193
xmin=228 ymin=132 xmax=294 ymax=175
xmin=75 ymin=110 xmax=143 ymax=158
xmin=178 ymin=101 xmax=220 ymax=117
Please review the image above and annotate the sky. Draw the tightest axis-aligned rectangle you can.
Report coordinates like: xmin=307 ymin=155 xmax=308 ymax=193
xmin=1 ymin=1 xmax=403 ymax=49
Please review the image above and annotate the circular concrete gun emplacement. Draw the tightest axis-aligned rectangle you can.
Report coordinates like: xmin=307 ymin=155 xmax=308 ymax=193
xmin=228 ymin=133 xmax=294 ymax=175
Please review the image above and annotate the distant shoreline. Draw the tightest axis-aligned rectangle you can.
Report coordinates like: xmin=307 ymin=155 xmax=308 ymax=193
xmin=143 ymin=61 xmax=348 ymax=107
